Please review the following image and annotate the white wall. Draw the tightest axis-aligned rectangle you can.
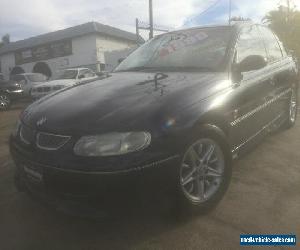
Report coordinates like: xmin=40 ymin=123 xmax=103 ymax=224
xmin=68 ymin=34 xmax=98 ymax=68
xmin=96 ymin=35 xmax=136 ymax=65
xmin=104 ymin=47 xmax=137 ymax=72
xmin=0 ymin=53 xmax=15 ymax=80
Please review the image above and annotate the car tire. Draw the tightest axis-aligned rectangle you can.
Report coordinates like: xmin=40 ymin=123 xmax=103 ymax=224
xmin=284 ymin=87 xmax=298 ymax=129
xmin=175 ymin=128 xmax=232 ymax=215
xmin=0 ymin=92 xmax=11 ymax=111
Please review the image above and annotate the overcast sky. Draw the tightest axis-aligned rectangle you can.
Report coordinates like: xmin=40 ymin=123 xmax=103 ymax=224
xmin=1 ymin=0 xmax=299 ymax=42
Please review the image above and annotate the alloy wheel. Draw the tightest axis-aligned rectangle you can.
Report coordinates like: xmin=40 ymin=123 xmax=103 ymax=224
xmin=0 ymin=93 xmax=10 ymax=110
xmin=180 ymin=138 xmax=225 ymax=203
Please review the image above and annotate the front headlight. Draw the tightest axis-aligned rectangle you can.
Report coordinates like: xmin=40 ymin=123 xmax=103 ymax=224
xmin=73 ymin=132 xmax=151 ymax=156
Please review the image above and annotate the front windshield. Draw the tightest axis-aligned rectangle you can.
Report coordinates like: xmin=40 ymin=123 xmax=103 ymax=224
xmin=27 ymin=74 xmax=46 ymax=82
xmin=115 ymin=27 xmax=232 ymax=72
xmin=57 ymin=70 xmax=78 ymax=79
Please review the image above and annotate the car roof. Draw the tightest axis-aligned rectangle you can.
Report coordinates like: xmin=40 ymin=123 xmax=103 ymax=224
xmin=161 ymin=21 xmax=254 ymax=36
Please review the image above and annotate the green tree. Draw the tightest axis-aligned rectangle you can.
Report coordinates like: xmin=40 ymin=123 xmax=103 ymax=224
xmin=264 ymin=6 xmax=300 ymax=59
xmin=0 ymin=34 xmax=10 ymax=48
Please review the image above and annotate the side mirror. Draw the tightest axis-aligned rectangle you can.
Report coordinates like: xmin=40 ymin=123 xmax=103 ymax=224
xmin=237 ymin=55 xmax=267 ymax=73
xmin=232 ymin=55 xmax=267 ymax=83
xmin=78 ymin=74 xmax=85 ymax=79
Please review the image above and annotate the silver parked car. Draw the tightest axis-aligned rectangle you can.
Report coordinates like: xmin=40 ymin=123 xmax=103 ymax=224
xmin=10 ymin=73 xmax=47 ymax=96
xmin=30 ymin=68 xmax=98 ymax=99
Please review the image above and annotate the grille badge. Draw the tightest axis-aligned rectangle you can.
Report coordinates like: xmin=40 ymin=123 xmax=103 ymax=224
xmin=36 ymin=117 xmax=47 ymax=126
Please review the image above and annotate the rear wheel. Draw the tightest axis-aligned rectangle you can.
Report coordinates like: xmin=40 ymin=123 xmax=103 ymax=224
xmin=177 ymin=130 xmax=232 ymax=214
xmin=0 ymin=92 xmax=11 ymax=111
xmin=284 ymin=87 xmax=298 ymax=129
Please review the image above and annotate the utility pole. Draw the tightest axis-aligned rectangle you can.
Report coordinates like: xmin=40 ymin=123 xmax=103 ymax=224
xmin=135 ymin=18 xmax=140 ymax=43
xmin=228 ymin=0 xmax=232 ymax=25
xmin=287 ymin=0 xmax=290 ymax=23
xmin=149 ymin=0 xmax=154 ymax=39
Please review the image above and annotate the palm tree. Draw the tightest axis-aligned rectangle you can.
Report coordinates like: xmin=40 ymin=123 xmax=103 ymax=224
xmin=263 ymin=6 xmax=300 ymax=58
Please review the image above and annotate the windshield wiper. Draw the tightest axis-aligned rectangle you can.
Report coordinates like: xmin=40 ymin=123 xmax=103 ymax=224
xmin=116 ymin=66 xmax=215 ymax=73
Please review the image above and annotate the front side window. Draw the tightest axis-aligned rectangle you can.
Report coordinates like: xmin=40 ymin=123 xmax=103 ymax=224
xmin=115 ymin=27 xmax=232 ymax=72
xmin=259 ymin=26 xmax=283 ymax=62
xmin=235 ymin=25 xmax=267 ymax=64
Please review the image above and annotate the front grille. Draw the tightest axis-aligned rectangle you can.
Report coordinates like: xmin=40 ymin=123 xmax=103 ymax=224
xmin=20 ymin=125 xmax=35 ymax=145
xmin=36 ymin=132 xmax=70 ymax=150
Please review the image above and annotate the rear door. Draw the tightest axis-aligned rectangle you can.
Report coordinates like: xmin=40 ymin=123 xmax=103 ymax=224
xmin=258 ymin=26 xmax=296 ymax=121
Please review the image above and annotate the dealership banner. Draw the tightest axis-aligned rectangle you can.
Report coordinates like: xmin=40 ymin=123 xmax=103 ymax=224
xmin=15 ymin=39 xmax=72 ymax=65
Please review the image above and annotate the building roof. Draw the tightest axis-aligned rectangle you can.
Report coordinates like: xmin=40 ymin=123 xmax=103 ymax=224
xmin=0 ymin=22 xmax=144 ymax=55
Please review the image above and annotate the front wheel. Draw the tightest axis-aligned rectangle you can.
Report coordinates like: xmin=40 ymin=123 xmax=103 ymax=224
xmin=176 ymin=131 xmax=232 ymax=214
xmin=0 ymin=92 xmax=11 ymax=111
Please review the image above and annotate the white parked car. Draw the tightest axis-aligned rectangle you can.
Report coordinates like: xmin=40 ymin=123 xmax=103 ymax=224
xmin=30 ymin=68 xmax=98 ymax=99
xmin=10 ymin=73 xmax=47 ymax=96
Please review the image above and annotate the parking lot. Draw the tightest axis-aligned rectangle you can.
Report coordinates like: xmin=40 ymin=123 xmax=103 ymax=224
xmin=0 ymin=101 xmax=299 ymax=250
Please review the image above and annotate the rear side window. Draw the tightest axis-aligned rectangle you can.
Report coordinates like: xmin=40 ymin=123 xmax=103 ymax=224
xmin=259 ymin=26 xmax=283 ymax=62
xmin=235 ymin=25 xmax=267 ymax=64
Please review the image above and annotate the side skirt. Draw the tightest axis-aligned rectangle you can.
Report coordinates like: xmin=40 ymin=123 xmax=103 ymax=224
xmin=231 ymin=112 xmax=285 ymax=160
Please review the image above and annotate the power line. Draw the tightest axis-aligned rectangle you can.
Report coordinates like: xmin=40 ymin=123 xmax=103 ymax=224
xmin=195 ymin=0 xmax=222 ymax=17
xmin=229 ymin=0 xmax=232 ymax=24
xmin=185 ymin=0 xmax=222 ymax=25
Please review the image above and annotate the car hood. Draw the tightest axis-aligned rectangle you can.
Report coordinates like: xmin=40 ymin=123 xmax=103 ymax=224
xmin=22 ymin=72 xmax=229 ymax=135
xmin=34 ymin=79 xmax=77 ymax=87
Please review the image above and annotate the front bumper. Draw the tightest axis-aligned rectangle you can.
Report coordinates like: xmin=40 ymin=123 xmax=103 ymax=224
xmin=10 ymin=137 xmax=180 ymax=201
xmin=7 ymin=89 xmax=25 ymax=100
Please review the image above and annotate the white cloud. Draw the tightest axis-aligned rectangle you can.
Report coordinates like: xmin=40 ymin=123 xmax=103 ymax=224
xmin=0 ymin=0 xmax=298 ymax=41
xmin=0 ymin=0 xmax=67 ymax=39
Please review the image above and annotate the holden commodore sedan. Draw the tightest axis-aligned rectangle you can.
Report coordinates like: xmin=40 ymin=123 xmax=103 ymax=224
xmin=10 ymin=22 xmax=298 ymax=214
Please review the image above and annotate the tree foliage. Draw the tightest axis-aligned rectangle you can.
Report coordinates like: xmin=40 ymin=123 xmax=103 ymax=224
xmin=0 ymin=34 xmax=10 ymax=48
xmin=264 ymin=6 xmax=300 ymax=58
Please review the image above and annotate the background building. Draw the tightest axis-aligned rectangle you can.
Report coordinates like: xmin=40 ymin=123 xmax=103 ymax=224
xmin=0 ymin=22 xmax=144 ymax=80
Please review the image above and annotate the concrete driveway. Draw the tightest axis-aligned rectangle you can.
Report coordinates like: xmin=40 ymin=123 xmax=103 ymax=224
xmin=0 ymin=102 xmax=299 ymax=250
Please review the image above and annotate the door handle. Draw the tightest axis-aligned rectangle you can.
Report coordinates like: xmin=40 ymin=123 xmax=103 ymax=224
xmin=232 ymin=81 xmax=241 ymax=88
